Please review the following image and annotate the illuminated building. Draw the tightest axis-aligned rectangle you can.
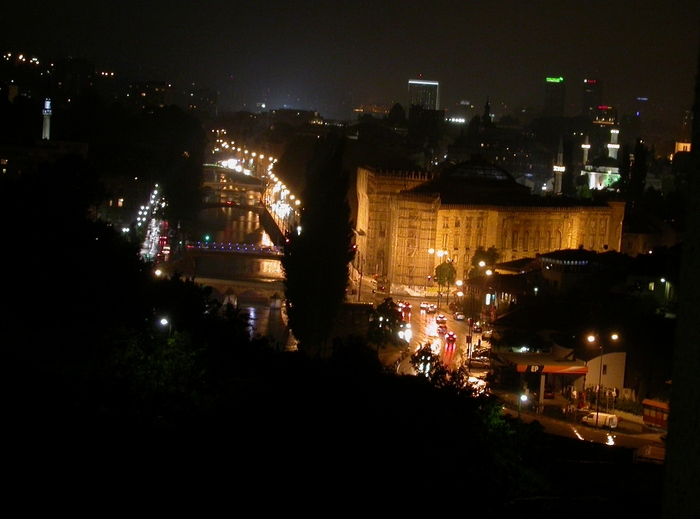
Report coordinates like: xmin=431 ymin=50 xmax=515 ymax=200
xmin=579 ymin=128 xmax=621 ymax=190
xmin=543 ymin=77 xmax=565 ymax=117
xmin=581 ymin=79 xmax=603 ymax=120
xmin=408 ymin=78 xmax=440 ymax=110
xmin=130 ymin=81 xmax=172 ymax=110
xmin=351 ymin=156 xmax=625 ymax=294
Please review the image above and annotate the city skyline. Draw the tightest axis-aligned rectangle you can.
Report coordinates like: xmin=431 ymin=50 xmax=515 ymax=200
xmin=3 ymin=1 xmax=699 ymax=128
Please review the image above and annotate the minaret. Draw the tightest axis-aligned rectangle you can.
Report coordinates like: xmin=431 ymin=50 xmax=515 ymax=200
xmin=553 ymin=136 xmax=566 ymax=194
xmin=607 ymin=128 xmax=620 ymax=160
xmin=42 ymin=98 xmax=52 ymax=140
xmin=581 ymin=135 xmax=591 ymax=164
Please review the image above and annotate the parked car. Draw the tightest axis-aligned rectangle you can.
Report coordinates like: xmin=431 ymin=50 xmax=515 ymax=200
xmin=582 ymin=412 xmax=618 ymax=429
xmin=453 ymin=311 xmax=465 ymax=321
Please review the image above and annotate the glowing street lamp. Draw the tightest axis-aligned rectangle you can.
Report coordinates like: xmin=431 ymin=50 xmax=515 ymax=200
xmin=518 ymin=394 xmax=528 ymax=421
xmin=587 ymin=332 xmax=619 ymax=429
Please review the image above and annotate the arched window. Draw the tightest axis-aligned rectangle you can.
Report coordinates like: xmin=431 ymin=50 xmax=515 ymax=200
xmin=555 ymin=230 xmax=562 ymax=250
xmin=512 ymin=231 xmax=519 ymax=250
xmin=523 ymin=231 xmax=530 ymax=251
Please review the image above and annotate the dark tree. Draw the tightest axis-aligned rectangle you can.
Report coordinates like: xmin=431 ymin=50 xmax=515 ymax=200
xmin=468 ymin=246 xmax=501 ymax=277
xmin=387 ymin=102 xmax=406 ymax=126
xmin=628 ymin=138 xmax=649 ymax=214
xmin=281 ymin=133 xmax=356 ymax=357
xmin=367 ymin=297 xmax=403 ymax=352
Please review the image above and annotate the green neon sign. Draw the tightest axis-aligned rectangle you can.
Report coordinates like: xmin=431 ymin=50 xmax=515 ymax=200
xmin=546 ymin=77 xmax=564 ymax=83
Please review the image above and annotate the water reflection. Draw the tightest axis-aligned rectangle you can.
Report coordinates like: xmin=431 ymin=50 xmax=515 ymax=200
xmin=199 ymin=206 xmax=262 ymax=244
xmin=198 ymin=206 xmax=289 ymax=347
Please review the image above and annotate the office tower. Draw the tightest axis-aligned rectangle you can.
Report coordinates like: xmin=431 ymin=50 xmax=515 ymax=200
xmin=543 ymin=77 xmax=566 ymax=117
xmin=582 ymin=79 xmax=603 ymax=119
xmin=408 ymin=78 xmax=440 ymax=110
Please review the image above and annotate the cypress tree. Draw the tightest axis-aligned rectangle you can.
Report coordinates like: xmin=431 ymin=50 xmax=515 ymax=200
xmin=281 ymin=133 xmax=356 ymax=357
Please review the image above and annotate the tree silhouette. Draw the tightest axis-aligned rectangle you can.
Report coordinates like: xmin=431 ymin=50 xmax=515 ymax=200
xmin=281 ymin=132 xmax=356 ymax=357
xmin=367 ymin=297 xmax=403 ymax=352
xmin=628 ymin=138 xmax=649 ymax=215
xmin=468 ymin=246 xmax=501 ymax=277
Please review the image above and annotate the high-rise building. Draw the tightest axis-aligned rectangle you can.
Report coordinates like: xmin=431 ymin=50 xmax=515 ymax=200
xmin=408 ymin=78 xmax=439 ymax=110
xmin=581 ymin=79 xmax=603 ymax=119
xmin=543 ymin=77 xmax=565 ymax=117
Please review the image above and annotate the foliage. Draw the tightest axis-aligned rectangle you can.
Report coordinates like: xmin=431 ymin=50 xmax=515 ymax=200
xmin=367 ymin=297 xmax=404 ymax=351
xmin=434 ymin=260 xmax=456 ymax=287
xmin=614 ymin=397 xmax=644 ymax=416
xmin=329 ymin=335 xmax=384 ymax=378
xmin=627 ymin=138 xmax=649 ymax=215
xmin=468 ymin=246 xmax=501 ymax=277
xmin=281 ymin=133 xmax=356 ymax=356
xmin=410 ymin=344 xmax=440 ymax=377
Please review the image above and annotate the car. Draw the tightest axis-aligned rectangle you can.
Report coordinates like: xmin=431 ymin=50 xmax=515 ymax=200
xmin=544 ymin=386 xmax=555 ymax=399
xmin=426 ymin=304 xmax=437 ymax=314
xmin=445 ymin=331 xmax=457 ymax=345
xmin=436 ymin=314 xmax=447 ymax=325
xmin=453 ymin=311 xmax=465 ymax=321
xmin=420 ymin=301 xmax=429 ymax=310
xmin=437 ymin=324 xmax=448 ymax=335
xmin=473 ymin=326 xmax=483 ymax=333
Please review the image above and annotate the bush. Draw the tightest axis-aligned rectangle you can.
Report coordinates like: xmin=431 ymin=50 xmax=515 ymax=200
xmin=615 ymin=397 xmax=643 ymax=415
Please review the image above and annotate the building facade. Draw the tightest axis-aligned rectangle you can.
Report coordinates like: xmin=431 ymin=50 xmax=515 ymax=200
xmin=353 ymin=157 xmax=625 ymax=295
xmin=408 ymin=79 xmax=440 ymax=110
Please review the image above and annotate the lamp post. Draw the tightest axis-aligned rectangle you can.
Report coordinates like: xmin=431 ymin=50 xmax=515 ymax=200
xmin=160 ymin=317 xmax=172 ymax=335
xmin=436 ymin=250 xmax=445 ymax=308
xmin=587 ymin=332 xmax=619 ymax=429
xmin=357 ymin=250 xmax=364 ymax=302
xmin=518 ymin=394 xmax=528 ymax=421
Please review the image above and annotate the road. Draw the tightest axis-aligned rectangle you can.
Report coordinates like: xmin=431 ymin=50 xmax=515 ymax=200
xmin=390 ymin=296 xmax=489 ymax=376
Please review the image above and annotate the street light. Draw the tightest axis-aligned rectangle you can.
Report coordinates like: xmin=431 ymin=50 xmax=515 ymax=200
xmin=518 ymin=394 xmax=528 ymax=421
xmin=587 ymin=332 xmax=619 ymax=429
xmin=159 ymin=317 xmax=172 ymax=335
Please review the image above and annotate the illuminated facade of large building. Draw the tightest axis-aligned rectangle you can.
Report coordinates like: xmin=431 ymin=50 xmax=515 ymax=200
xmin=351 ymin=157 xmax=625 ymax=294
xmin=408 ymin=79 xmax=440 ymax=110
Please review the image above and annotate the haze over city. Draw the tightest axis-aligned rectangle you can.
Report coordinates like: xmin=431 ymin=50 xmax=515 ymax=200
xmin=4 ymin=1 xmax=699 ymax=127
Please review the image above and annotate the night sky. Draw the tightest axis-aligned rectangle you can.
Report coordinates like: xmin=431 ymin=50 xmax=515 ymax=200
xmin=4 ymin=1 xmax=699 ymax=125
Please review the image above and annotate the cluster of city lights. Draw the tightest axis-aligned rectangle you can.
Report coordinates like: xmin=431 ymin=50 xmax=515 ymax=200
xmin=207 ymin=133 xmax=302 ymax=236
xmin=4 ymin=53 xmax=41 ymax=65
xmin=210 ymin=131 xmax=278 ymax=178
xmin=136 ymin=184 xmax=166 ymax=227
xmin=266 ymin=171 xmax=302 ymax=236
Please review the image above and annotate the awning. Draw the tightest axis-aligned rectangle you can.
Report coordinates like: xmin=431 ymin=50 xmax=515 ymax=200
xmin=495 ymin=352 xmax=589 ymax=375
xmin=516 ymin=364 xmax=589 ymax=374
